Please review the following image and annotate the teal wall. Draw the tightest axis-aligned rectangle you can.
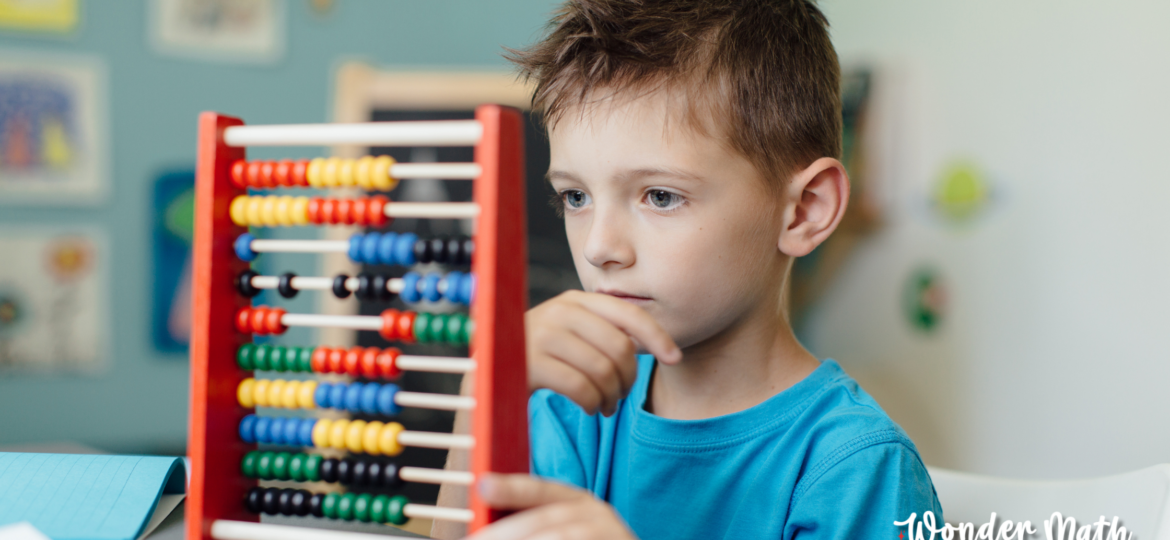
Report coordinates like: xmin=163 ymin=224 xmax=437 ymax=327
xmin=0 ymin=0 xmax=557 ymax=453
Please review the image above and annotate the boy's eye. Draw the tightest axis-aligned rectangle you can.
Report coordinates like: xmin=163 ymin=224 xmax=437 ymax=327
xmin=562 ymin=190 xmax=591 ymax=209
xmin=646 ymin=189 xmax=681 ymax=209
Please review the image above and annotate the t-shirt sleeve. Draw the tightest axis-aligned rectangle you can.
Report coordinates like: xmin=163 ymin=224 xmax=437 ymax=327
xmin=528 ymin=389 xmax=594 ymax=490
xmin=784 ymin=439 xmax=944 ymax=540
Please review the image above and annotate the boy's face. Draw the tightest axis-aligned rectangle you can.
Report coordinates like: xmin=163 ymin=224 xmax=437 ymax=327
xmin=547 ymin=92 xmax=792 ymax=349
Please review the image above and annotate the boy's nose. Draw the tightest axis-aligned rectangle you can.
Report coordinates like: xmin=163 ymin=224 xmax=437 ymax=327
xmin=582 ymin=209 xmax=635 ymax=269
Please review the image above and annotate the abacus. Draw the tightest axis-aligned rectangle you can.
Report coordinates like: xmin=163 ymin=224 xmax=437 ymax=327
xmin=188 ymin=105 xmax=528 ymax=540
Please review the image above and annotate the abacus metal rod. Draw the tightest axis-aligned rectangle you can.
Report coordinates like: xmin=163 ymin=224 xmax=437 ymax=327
xmin=385 ymin=202 xmax=480 ymax=219
xmin=250 ymin=275 xmax=407 ymax=294
xmin=399 ymin=466 xmax=475 ymax=485
xmin=249 ymin=239 xmax=349 ymax=253
xmin=398 ymin=431 xmax=475 ymax=450
xmin=391 ymin=162 xmax=481 ymax=180
xmin=404 ymin=504 xmax=474 ymax=523
xmin=280 ymin=313 xmax=384 ymax=331
xmin=211 ymin=520 xmax=417 ymax=540
xmin=223 ymin=120 xmax=483 ymax=147
xmin=395 ymin=391 xmax=475 ymax=411
xmin=396 ymin=355 xmax=474 ymax=373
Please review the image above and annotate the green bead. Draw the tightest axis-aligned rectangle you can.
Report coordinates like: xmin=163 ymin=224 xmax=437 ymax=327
xmin=413 ymin=313 xmax=432 ymax=343
xmin=271 ymin=347 xmax=287 ymax=372
xmin=370 ymin=495 xmax=389 ymax=523
xmin=304 ymin=454 xmax=322 ymax=482
xmin=463 ymin=318 xmax=475 ymax=345
xmin=240 ymin=451 xmax=259 ymax=478
xmin=271 ymin=452 xmax=290 ymax=480
xmin=337 ymin=493 xmax=356 ymax=521
xmin=353 ymin=493 xmax=372 ymax=522
xmin=429 ymin=314 xmax=447 ymax=345
xmin=386 ymin=494 xmax=409 ymax=525
xmin=253 ymin=344 xmax=272 ymax=371
xmin=322 ymin=492 xmax=340 ymax=519
xmin=256 ymin=452 xmax=274 ymax=480
xmin=288 ymin=453 xmax=306 ymax=481
xmin=297 ymin=348 xmax=314 ymax=372
xmin=237 ymin=344 xmax=256 ymax=370
xmin=444 ymin=314 xmax=465 ymax=345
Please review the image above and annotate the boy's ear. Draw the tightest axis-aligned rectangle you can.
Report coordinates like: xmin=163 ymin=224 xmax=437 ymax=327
xmin=778 ymin=157 xmax=850 ymax=257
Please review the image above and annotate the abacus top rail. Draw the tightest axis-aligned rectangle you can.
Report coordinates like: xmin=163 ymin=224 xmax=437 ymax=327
xmin=223 ymin=121 xmax=482 ymax=147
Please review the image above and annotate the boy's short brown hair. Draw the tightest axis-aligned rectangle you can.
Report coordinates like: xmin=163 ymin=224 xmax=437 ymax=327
xmin=509 ymin=0 xmax=841 ymax=186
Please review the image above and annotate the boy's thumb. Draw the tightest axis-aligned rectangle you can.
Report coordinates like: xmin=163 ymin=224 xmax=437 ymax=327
xmin=476 ymin=473 xmax=582 ymax=509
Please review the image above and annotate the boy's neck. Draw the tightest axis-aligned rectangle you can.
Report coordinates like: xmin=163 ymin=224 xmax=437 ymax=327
xmin=646 ymin=302 xmax=819 ymax=421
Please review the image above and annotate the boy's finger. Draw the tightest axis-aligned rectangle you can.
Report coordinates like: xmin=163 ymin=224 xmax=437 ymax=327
xmin=572 ymin=292 xmax=682 ymax=364
xmin=530 ymin=357 xmax=607 ymax=415
xmin=562 ymin=309 xmax=640 ymax=395
xmin=464 ymin=501 xmax=583 ymax=540
xmin=545 ymin=332 xmax=624 ymax=414
xmin=477 ymin=473 xmax=585 ymax=510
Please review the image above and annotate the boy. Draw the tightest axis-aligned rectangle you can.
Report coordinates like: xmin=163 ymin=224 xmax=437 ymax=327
xmin=437 ymin=1 xmax=943 ymax=538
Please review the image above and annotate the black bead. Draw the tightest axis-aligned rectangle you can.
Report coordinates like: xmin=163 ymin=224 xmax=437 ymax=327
xmin=309 ymin=493 xmax=325 ymax=517
xmin=429 ymin=238 xmax=448 ymax=264
xmin=261 ymin=487 xmax=280 ymax=515
xmin=413 ymin=238 xmax=433 ymax=264
xmin=356 ymin=273 xmax=373 ymax=300
xmin=277 ymin=488 xmax=295 ymax=515
xmin=236 ymin=270 xmax=261 ymax=298
xmin=460 ymin=238 xmax=475 ymax=265
xmin=332 ymin=274 xmax=351 ymax=299
xmin=320 ymin=458 xmax=339 ymax=483
xmin=445 ymin=238 xmax=463 ymax=266
xmin=372 ymin=274 xmax=392 ymax=301
xmin=245 ymin=487 xmax=263 ymax=513
xmin=337 ymin=458 xmax=353 ymax=484
xmin=351 ymin=459 xmax=369 ymax=486
xmin=365 ymin=461 xmax=383 ymax=488
xmin=277 ymin=272 xmax=298 ymax=299
xmin=291 ymin=489 xmax=310 ymax=516
xmin=381 ymin=462 xmax=403 ymax=489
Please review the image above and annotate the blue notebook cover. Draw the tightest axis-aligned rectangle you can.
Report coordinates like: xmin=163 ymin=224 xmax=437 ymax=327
xmin=0 ymin=453 xmax=186 ymax=540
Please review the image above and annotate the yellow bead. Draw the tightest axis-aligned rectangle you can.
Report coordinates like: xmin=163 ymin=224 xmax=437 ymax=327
xmin=252 ymin=379 xmax=270 ymax=407
xmin=354 ymin=156 xmax=374 ymax=190
xmin=323 ymin=157 xmax=342 ymax=187
xmin=290 ymin=197 xmax=309 ymax=225
xmin=345 ymin=419 xmax=367 ymax=453
xmin=267 ymin=380 xmax=286 ymax=408
xmin=281 ymin=381 xmax=300 ymax=408
xmin=245 ymin=197 xmax=264 ymax=227
xmin=329 ymin=418 xmax=350 ymax=449
xmin=378 ymin=422 xmax=405 ymax=456
xmin=362 ymin=421 xmax=384 ymax=455
xmin=312 ymin=418 xmax=332 ymax=447
xmin=237 ymin=378 xmax=256 ymax=408
xmin=259 ymin=196 xmax=277 ymax=226
xmin=371 ymin=155 xmax=395 ymax=191
xmin=230 ymin=196 xmax=250 ymax=226
xmin=274 ymin=196 xmax=292 ymax=226
xmin=307 ymin=157 xmax=326 ymax=187
xmin=297 ymin=380 xmax=317 ymax=409
xmin=338 ymin=159 xmax=356 ymax=187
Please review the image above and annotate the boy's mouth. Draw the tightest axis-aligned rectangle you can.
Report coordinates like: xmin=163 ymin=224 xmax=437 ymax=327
xmin=596 ymin=289 xmax=653 ymax=304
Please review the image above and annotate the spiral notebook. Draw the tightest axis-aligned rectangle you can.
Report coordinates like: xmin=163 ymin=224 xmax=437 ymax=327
xmin=0 ymin=453 xmax=186 ymax=540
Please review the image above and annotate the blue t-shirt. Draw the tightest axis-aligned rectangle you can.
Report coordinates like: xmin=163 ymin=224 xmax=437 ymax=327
xmin=529 ymin=357 xmax=943 ymax=540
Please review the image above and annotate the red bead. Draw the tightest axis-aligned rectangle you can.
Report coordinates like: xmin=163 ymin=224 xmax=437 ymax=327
xmin=311 ymin=347 xmax=329 ymax=373
xmin=334 ymin=199 xmax=354 ymax=225
xmin=307 ymin=198 xmax=324 ymax=224
xmin=260 ymin=161 xmax=276 ymax=188
xmin=344 ymin=347 xmax=363 ymax=377
xmin=367 ymin=196 xmax=389 ymax=226
xmin=320 ymin=199 xmax=338 ymax=224
xmin=377 ymin=348 xmax=402 ymax=380
xmin=292 ymin=160 xmax=310 ymax=186
xmin=230 ymin=160 xmax=248 ymax=189
xmin=250 ymin=307 xmax=269 ymax=335
xmin=328 ymin=348 xmax=345 ymax=374
xmin=379 ymin=309 xmax=400 ymax=341
xmin=235 ymin=307 xmax=253 ymax=333
xmin=396 ymin=311 xmax=416 ymax=344
xmin=351 ymin=198 xmax=369 ymax=226
xmin=360 ymin=348 xmax=380 ymax=378
xmin=273 ymin=160 xmax=292 ymax=186
xmin=246 ymin=162 xmax=263 ymax=188
xmin=265 ymin=308 xmax=287 ymax=335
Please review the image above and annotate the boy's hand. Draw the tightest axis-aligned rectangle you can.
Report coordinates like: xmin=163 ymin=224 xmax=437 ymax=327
xmin=468 ymin=474 xmax=638 ymax=540
xmin=527 ymin=290 xmax=681 ymax=416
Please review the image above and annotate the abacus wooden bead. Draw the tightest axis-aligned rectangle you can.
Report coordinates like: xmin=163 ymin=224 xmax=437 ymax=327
xmin=271 ymin=452 xmax=291 ymax=480
xmin=371 ymin=155 xmax=396 ymax=191
xmin=274 ymin=196 xmax=294 ymax=226
xmin=231 ymin=160 xmax=248 ymax=188
xmin=288 ymin=489 xmax=310 ymax=516
xmin=328 ymin=418 xmax=350 ymax=449
xmin=319 ymin=458 xmax=339 ymax=483
xmin=336 ymin=459 xmax=353 ymax=484
xmin=266 ymin=379 xmax=287 ymax=407
xmin=354 ymin=156 xmax=373 ymax=189
xmin=246 ymin=161 xmax=263 ymax=188
xmin=338 ymin=158 xmax=356 ymax=187
xmin=413 ymin=237 xmax=434 ymax=264
xmin=291 ymin=196 xmax=310 ymax=225
xmin=396 ymin=311 xmax=417 ymax=344
xmin=367 ymin=195 xmax=390 ymax=226
xmin=337 ymin=493 xmax=356 ymax=521
xmin=336 ymin=198 xmax=355 ymax=225
xmin=311 ymin=347 xmax=329 ymax=373
xmin=297 ymin=380 xmax=317 ymax=409
xmin=376 ymin=347 xmax=402 ymax=379
xmin=412 ymin=312 xmax=433 ymax=343
xmin=354 ymin=493 xmax=373 ymax=522
xmin=280 ymin=380 xmax=300 ymax=408
xmin=306 ymin=158 xmax=325 ymax=187
xmin=252 ymin=379 xmax=270 ymax=407
xmin=239 ymin=415 xmax=258 ymax=443
xmin=241 ymin=451 xmax=259 ymax=478
xmin=265 ymin=307 xmax=288 ymax=334
xmin=291 ymin=159 xmax=310 ymax=186
xmin=370 ymin=495 xmax=389 ymax=524
xmin=256 ymin=452 xmax=274 ymax=480
xmin=327 ymin=347 xmax=345 ymax=373
xmin=360 ymin=347 xmax=380 ymax=378
xmin=304 ymin=454 xmax=323 ymax=481
xmin=380 ymin=462 xmax=403 ymax=489
xmin=252 ymin=344 xmax=272 ymax=371
xmin=288 ymin=453 xmax=306 ymax=481
xmin=306 ymin=197 xmax=324 ymax=224
xmin=273 ymin=159 xmax=291 ymax=186
xmin=245 ymin=487 xmax=263 ymax=514
xmin=296 ymin=347 xmax=314 ymax=372
xmin=362 ymin=421 xmax=384 ymax=455
xmin=229 ymin=196 xmax=249 ymax=227
xmin=237 ymin=378 xmax=256 ymax=408
xmin=309 ymin=493 xmax=325 ymax=518
xmin=400 ymin=273 xmax=422 ymax=303
xmin=378 ymin=421 xmax=406 ymax=456
xmin=323 ymin=157 xmax=343 ymax=187
xmin=246 ymin=196 xmax=264 ymax=226
xmin=248 ymin=307 xmax=268 ymax=335
xmin=267 ymin=346 xmax=286 ymax=372
xmin=378 ymin=309 xmax=401 ymax=341
xmin=312 ymin=418 xmax=332 ymax=448
xmin=376 ymin=384 xmax=401 ymax=415
xmin=321 ymin=493 xmax=340 ymax=520
xmin=260 ymin=161 xmax=277 ymax=188
xmin=386 ymin=494 xmax=409 ymax=525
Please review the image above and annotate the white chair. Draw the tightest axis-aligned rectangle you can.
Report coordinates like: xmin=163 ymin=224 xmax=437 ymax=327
xmin=928 ymin=465 xmax=1170 ymax=540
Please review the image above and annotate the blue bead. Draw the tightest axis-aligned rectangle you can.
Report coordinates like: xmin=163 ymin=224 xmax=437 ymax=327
xmin=344 ymin=383 xmax=364 ymax=412
xmin=361 ymin=233 xmax=381 ymax=265
xmin=315 ymin=383 xmax=332 ymax=408
xmin=298 ymin=419 xmax=316 ymax=446
xmin=234 ymin=233 xmax=257 ymax=262
xmin=376 ymin=384 xmax=401 ymax=415
xmin=254 ymin=416 xmax=273 ymax=444
xmin=460 ymin=273 xmax=476 ymax=305
xmin=395 ymin=233 xmax=418 ymax=266
xmin=239 ymin=414 xmax=258 ymax=443
xmin=377 ymin=232 xmax=398 ymax=265
xmin=401 ymin=272 xmax=421 ymax=303
xmin=348 ymin=234 xmax=364 ymax=263
xmin=282 ymin=418 xmax=300 ymax=445
xmin=328 ymin=384 xmax=347 ymax=410
xmin=360 ymin=383 xmax=380 ymax=414
xmin=269 ymin=417 xmax=287 ymax=445
xmin=443 ymin=271 xmax=463 ymax=304
xmin=422 ymin=273 xmax=442 ymax=302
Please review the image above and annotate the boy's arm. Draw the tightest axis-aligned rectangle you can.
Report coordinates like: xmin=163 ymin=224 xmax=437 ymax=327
xmin=785 ymin=440 xmax=943 ymax=540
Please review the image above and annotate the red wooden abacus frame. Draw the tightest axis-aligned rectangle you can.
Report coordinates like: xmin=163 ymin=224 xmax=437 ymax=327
xmin=187 ymin=105 xmax=528 ymax=540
